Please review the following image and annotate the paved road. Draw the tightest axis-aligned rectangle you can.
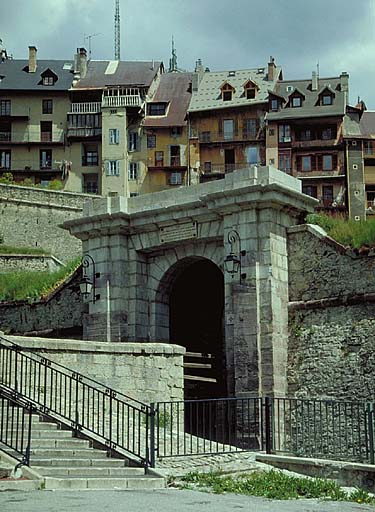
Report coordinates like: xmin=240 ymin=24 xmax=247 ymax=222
xmin=1 ymin=489 xmax=374 ymax=512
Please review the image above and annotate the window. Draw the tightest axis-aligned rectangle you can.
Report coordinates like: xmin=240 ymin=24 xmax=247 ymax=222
xmin=322 ymin=95 xmax=333 ymax=105
xmin=246 ymin=146 xmax=259 ymax=165
xmin=40 ymin=121 xmax=52 ymax=142
xmin=302 ymin=155 xmax=312 ymax=171
xmin=109 ymin=128 xmax=119 ymax=144
xmin=170 ymin=145 xmax=181 ymax=166
xmin=40 ymin=149 xmax=52 ymax=169
xmin=279 ymin=124 xmax=291 ymax=143
xmin=278 ymin=151 xmax=291 ymax=174
xmin=223 ymin=119 xmax=234 ymax=140
xmin=147 ymin=134 xmax=156 ymax=148
xmin=106 ymin=160 xmax=120 ymax=176
xmin=128 ymin=132 xmax=138 ymax=152
xmin=42 ymin=99 xmax=53 ymax=114
xmin=244 ymin=119 xmax=257 ymax=138
xmin=201 ymin=131 xmax=211 ymax=142
xmin=147 ymin=103 xmax=167 ymax=116
xmin=204 ymin=161 xmax=212 ymax=172
xmin=302 ymin=185 xmax=318 ymax=198
xmin=271 ymin=99 xmax=278 ymax=111
xmin=365 ymin=141 xmax=374 ymax=155
xmin=321 ymin=128 xmax=333 ymax=140
xmin=83 ymin=174 xmax=98 ymax=194
xmin=171 ymin=126 xmax=182 ymax=137
xmin=130 ymin=193 xmax=139 ymax=197
xmin=0 ymin=100 xmax=11 ymax=116
xmin=246 ymin=88 xmax=256 ymax=99
xmin=170 ymin=172 xmax=182 ymax=185
xmin=292 ymin=96 xmax=302 ymax=107
xmin=323 ymin=155 xmax=333 ymax=171
xmin=82 ymin=145 xmax=98 ymax=166
xmin=269 ymin=128 xmax=275 ymax=136
xmin=0 ymin=150 xmax=11 ymax=169
xmin=323 ymin=185 xmax=334 ymax=203
xmin=155 ymin=151 xmax=164 ymax=166
xmin=300 ymin=130 xmax=311 ymax=141
xmin=223 ymin=90 xmax=232 ymax=101
xmin=128 ymin=162 xmax=138 ymax=180
xmin=43 ymin=76 xmax=54 ymax=86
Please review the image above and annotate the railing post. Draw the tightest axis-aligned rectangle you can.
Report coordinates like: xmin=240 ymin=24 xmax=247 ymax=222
xmin=149 ymin=403 xmax=156 ymax=468
xmin=367 ymin=403 xmax=375 ymax=464
xmin=264 ymin=396 xmax=272 ymax=454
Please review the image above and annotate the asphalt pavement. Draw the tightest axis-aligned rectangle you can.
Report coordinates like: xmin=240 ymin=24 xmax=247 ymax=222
xmin=1 ymin=488 xmax=374 ymax=512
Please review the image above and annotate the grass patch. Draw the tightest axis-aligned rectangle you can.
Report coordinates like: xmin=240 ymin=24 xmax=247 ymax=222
xmin=306 ymin=213 xmax=375 ymax=249
xmin=0 ymin=245 xmax=50 ymax=255
xmin=0 ymin=257 xmax=81 ymax=301
xmin=180 ymin=470 xmax=375 ymax=504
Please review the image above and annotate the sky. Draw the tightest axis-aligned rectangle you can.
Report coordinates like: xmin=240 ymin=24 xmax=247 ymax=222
xmin=2 ymin=0 xmax=375 ymax=108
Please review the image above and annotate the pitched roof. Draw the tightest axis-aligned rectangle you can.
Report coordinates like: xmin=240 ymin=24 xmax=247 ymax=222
xmin=143 ymin=72 xmax=192 ymax=127
xmin=0 ymin=59 xmax=74 ymax=91
xmin=359 ymin=111 xmax=375 ymax=137
xmin=188 ymin=67 xmax=281 ymax=113
xmin=73 ymin=60 xmax=162 ymax=89
xmin=266 ymin=77 xmax=346 ymax=121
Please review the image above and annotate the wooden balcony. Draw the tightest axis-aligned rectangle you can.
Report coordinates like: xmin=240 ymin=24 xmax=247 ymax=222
xmin=67 ymin=127 xmax=101 ymax=139
xmin=0 ymin=130 xmax=64 ymax=144
xmin=296 ymin=167 xmax=345 ymax=179
xmin=195 ymin=130 xmax=262 ymax=144
xmin=292 ymin=138 xmax=339 ymax=149
xmin=102 ymin=95 xmax=142 ymax=108
xmin=69 ymin=102 xmax=102 ymax=114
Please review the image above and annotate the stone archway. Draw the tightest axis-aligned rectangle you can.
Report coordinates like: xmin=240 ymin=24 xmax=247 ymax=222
xmin=156 ymin=257 xmax=225 ymax=399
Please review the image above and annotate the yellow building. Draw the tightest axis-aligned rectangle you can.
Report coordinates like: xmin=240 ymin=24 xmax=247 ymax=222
xmin=0 ymin=46 xmax=73 ymax=185
xmin=188 ymin=58 xmax=282 ymax=181
xmin=142 ymin=72 xmax=192 ymax=193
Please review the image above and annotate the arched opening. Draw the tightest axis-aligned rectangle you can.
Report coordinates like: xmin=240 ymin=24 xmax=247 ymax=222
xmin=169 ymin=259 xmax=225 ymax=400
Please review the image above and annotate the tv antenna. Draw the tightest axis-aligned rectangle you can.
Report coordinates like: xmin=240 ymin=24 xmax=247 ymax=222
xmin=84 ymin=33 xmax=101 ymax=60
xmin=114 ymin=0 xmax=120 ymax=60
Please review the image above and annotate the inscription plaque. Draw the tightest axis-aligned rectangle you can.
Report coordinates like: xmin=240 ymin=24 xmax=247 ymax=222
xmin=160 ymin=222 xmax=198 ymax=244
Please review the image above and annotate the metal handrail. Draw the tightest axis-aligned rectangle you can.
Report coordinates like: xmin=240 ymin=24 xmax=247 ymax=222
xmin=0 ymin=388 xmax=33 ymax=467
xmin=0 ymin=335 xmax=154 ymax=467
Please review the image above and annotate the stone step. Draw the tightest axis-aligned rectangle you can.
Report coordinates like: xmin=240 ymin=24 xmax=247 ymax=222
xmin=31 ymin=457 xmax=126 ymax=467
xmin=43 ymin=475 xmax=165 ymax=490
xmin=28 ymin=438 xmax=90 ymax=449
xmin=5 ymin=429 xmax=73 ymax=439
xmin=33 ymin=466 xmax=144 ymax=477
xmin=28 ymin=448 xmax=108 ymax=458
xmin=0 ymin=479 xmax=41 ymax=491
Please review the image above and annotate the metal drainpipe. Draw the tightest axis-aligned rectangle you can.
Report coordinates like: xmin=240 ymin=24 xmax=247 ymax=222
xmin=187 ymin=115 xmax=191 ymax=185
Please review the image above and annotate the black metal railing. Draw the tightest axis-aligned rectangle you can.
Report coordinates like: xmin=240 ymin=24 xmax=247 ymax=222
xmin=155 ymin=397 xmax=264 ymax=457
xmin=0 ymin=336 xmax=154 ymax=467
xmin=0 ymin=388 xmax=33 ymax=466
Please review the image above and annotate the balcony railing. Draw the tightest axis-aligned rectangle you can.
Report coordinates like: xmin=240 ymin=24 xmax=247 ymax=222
xmin=0 ymin=130 xmax=64 ymax=143
xmin=102 ymin=96 xmax=142 ymax=108
xmin=69 ymin=102 xmax=102 ymax=114
xmin=195 ymin=130 xmax=262 ymax=143
xmin=296 ymin=167 xmax=345 ymax=178
xmin=82 ymin=154 xmax=99 ymax=166
xmin=67 ymin=127 xmax=102 ymax=138
xmin=292 ymin=138 xmax=338 ymax=149
xmin=170 ymin=156 xmax=181 ymax=167
xmin=202 ymin=161 xmax=253 ymax=174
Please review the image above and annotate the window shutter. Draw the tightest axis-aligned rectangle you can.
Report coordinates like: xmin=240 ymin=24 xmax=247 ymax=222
xmin=116 ymin=160 xmax=120 ymax=175
xmin=116 ymin=130 xmax=119 ymax=144
xmin=218 ymin=119 xmax=223 ymax=135
xmin=317 ymin=155 xmax=322 ymax=171
xmin=296 ymin=156 xmax=301 ymax=172
xmin=234 ymin=118 xmax=239 ymax=136
xmin=333 ymin=154 xmax=338 ymax=170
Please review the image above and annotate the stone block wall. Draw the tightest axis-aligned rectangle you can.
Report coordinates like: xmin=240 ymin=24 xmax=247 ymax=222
xmin=6 ymin=336 xmax=185 ymax=404
xmin=0 ymin=254 xmax=63 ymax=273
xmin=0 ymin=184 xmax=100 ymax=262
xmin=287 ymin=224 xmax=375 ymax=402
xmin=0 ymin=267 xmax=83 ymax=336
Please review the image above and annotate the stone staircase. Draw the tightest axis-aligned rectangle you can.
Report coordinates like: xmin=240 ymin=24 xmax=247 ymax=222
xmin=3 ymin=412 xmax=165 ymax=490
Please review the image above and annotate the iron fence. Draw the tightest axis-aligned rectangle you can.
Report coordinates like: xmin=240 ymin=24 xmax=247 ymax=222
xmin=0 ymin=336 xmax=154 ymax=467
xmin=0 ymin=389 xmax=33 ymax=466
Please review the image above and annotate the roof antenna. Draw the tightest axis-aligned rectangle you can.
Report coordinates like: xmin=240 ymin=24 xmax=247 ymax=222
xmin=84 ymin=33 xmax=101 ymax=61
xmin=114 ymin=0 xmax=120 ymax=60
xmin=169 ymin=35 xmax=178 ymax=73
xmin=317 ymin=61 xmax=320 ymax=78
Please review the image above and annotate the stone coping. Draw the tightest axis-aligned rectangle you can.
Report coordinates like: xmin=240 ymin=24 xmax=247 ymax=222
xmin=0 ymin=182 xmax=101 ymax=200
xmin=0 ymin=254 xmax=63 ymax=264
xmin=256 ymin=453 xmax=375 ymax=473
xmin=6 ymin=335 xmax=186 ymax=356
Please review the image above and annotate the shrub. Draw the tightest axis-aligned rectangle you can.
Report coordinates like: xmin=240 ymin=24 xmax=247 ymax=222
xmin=306 ymin=213 xmax=375 ymax=248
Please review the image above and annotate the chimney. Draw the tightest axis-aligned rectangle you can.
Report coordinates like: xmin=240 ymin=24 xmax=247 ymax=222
xmin=73 ymin=50 xmax=80 ymax=75
xmin=78 ymin=47 xmax=87 ymax=78
xmin=28 ymin=45 xmax=37 ymax=73
xmin=192 ymin=59 xmax=205 ymax=92
xmin=340 ymin=72 xmax=349 ymax=105
xmin=268 ymin=56 xmax=276 ymax=81
xmin=311 ymin=71 xmax=318 ymax=91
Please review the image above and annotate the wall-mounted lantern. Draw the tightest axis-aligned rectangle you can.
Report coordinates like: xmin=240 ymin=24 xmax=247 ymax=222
xmin=79 ymin=254 xmax=100 ymax=303
xmin=224 ymin=230 xmax=247 ymax=281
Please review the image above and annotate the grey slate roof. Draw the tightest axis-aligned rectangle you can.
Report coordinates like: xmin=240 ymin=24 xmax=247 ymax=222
xmin=144 ymin=72 xmax=192 ymax=127
xmin=266 ymin=77 xmax=346 ymax=121
xmin=359 ymin=111 xmax=375 ymax=138
xmin=0 ymin=59 xmax=74 ymax=91
xmin=74 ymin=61 xmax=162 ymax=89
xmin=188 ymin=67 xmax=281 ymax=113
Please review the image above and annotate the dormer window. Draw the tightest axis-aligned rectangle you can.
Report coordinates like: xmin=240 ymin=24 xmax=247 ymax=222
xmin=271 ymin=99 xmax=278 ymax=111
xmin=43 ymin=76 xmax=54 ymax=86
xmin=288 ymin=88 xmax=305 ymax=108
xmin=220 ymin=82 xmax=235 ymax=102
xmin=322 ymin=94 xmax=333 ymax=105
xmin=243 ymin=79 xmax=259 ymax=100
xmin=147 ymin=102 xmax=168 ymax=115
xmin=39 ymin=69 xmax=58 ymax=87
xmin=292 ymin=96 xmax=302 ymax=107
